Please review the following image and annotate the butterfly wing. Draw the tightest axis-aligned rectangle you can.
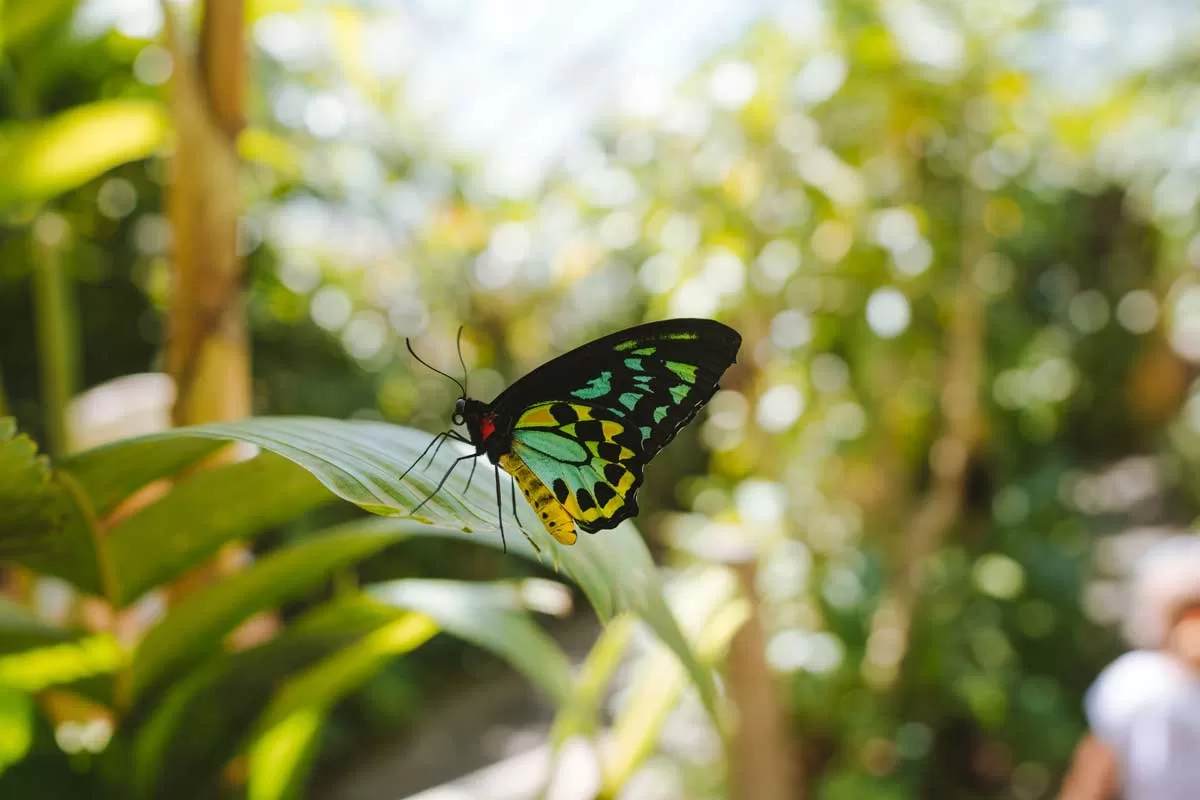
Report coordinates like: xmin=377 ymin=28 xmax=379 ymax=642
xmin=494 ymin=319 xmax=741 ymax=533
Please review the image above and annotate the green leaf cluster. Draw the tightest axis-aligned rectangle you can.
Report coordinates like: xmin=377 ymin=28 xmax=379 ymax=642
xmin=0 ymin=417 xmax=721 ymax=798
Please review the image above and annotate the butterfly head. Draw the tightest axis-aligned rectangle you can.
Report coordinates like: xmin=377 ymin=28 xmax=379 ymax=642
xmin=454 ymin=396 xmax=499 ymax=451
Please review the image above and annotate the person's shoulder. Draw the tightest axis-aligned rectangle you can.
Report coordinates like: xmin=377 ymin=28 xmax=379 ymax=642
xmin=1101 ymin=649 xmax=1182 ymax=681
xmin=1086 ymin=650 xmax=1190 ymax=740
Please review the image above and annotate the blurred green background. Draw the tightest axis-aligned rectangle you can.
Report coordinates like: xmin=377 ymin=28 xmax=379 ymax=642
xmin=2 ymin=0 xmax=1200 ymax=797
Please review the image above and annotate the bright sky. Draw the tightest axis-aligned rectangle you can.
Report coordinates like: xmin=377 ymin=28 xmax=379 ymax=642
xmin=78 ymin=0 xmax=1199 ymax=201
xmin=390 ymin=0 xmax=781 ymax=195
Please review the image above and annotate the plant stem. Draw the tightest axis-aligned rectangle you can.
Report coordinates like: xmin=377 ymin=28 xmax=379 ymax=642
xmin=31 ymin=213 xmax=78 ymax=459
xmin=0 ymin=363 xmax=10 ymax=418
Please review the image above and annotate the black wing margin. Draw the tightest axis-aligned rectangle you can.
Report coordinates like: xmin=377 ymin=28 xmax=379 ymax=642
xmin=494 ymin=317 xmax=741 ymax=461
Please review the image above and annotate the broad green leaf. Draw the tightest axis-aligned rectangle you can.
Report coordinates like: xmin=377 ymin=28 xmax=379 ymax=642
xmin=247 ymin=579 xmax=572 ymax=800
xmin=133 ymin=581 xmax=570 ymax=800
xmin=0 ymin=100 xmax=168 ymax=207
xmin=602 ymin=567 xmax=749 ymax=794
xmin=61 ymin=436 xmax=224 ymax=519
xmin=0 ymin=632 xmax=123 ymax=703
xmin=369 ymin=579 xmax=575 ymax=704
xmin=105 ymin=452 xmax=336 ymax=606
xmin=131 ymin=598 xmax=398 ymax=800
xmin=253 ymin=612 xmax=439 ymax=735
xmin=0 ymin=596 xmax=118 ymax=705
xmin=0 ymin=598 xmax=74 ymax=655
xmin=129 ymin=519 xmax=417 ymax=703
xmin=0 ymin=0 xmax=78 ymax=50
xmin=247 ymin=614 xmax=438 ymax=800
xmin=85 ymin=417 xmax=720 ymax=721
xmin=0 ymin=418 xmax=67 ymax=557
xmin=549 ymin=613 xmax=636 ymax=744
xmin=247 ymin=707 xmax=324 ymax=800
xmin=0 ymin=688 xmax=34 ymax=773
xmin=13 ymin=479 xmax=107 ymax=597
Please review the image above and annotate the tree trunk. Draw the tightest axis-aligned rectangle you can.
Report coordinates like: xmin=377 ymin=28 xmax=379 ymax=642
xmin=163 ymin=0 xmax=249 ymax=428
xmin=727 ymin=558 xmax=801 ymax=800
xmin=160 ymin=0 xmax=272 ymax=650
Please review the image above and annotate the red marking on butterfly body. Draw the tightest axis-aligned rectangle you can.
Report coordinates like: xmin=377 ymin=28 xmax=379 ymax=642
xmin=481 ymin=414 xmax=497 ymax=441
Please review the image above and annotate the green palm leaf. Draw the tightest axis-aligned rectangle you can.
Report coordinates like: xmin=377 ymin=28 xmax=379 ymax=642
xmin=57 ymin=417 xmax=720 ymax=724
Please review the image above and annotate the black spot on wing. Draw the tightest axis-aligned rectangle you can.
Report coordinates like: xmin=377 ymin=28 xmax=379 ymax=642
xmin=576 ymin=488 xmax=596 ymax=512
xmin=552 ymin=478 xmax=570 ymax=504
xmin=597 ymin=442 xmax=623 ymax=461
xmin=574 ymin=420 xmax=604 ymax=442
xmin=578 ymin=494 xmax=640 ymax=534
xmin=603 ymin=462 xmax=626 ymax=486
xmin=487 ymin=322 xmax=740 ymax=521
xmin=594 ymin=482 xmax=616 ymax=507
xmin=550 ymin=403 xmax=578 ymax=425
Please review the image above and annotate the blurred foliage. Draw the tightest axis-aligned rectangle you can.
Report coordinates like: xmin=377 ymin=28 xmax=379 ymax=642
xmin=0 ymin=419 xmax=65 ymax=556
xmin=1 ymin=0 xmax=1200 ymax=797
xmin=0 ymin=415 xmax=683 ymax=798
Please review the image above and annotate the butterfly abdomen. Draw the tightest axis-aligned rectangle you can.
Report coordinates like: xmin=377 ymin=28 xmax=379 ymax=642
xmin=498 ymin=452 xmax=578 ymax=545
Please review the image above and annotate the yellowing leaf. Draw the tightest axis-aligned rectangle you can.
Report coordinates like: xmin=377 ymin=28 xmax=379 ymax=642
xmin=247 ymin=707 xmax=323 ymax=800
xmin=0 ymin=634 xmax=125 ymax=693
xmin=0 ymin=100 xmax=168 ymax=208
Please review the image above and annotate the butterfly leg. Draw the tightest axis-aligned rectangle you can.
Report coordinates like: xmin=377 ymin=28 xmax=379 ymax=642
xmin=507 ymin=470 xmax=541 ymax=557
xmin=424 ymin=426 xmax=474 ymax=472
xmin=398 ymin=431 xmax=451 ymax=482
xmin=463 ymin=453 xmax=479 ymax=494
xmin=493 ymin=465 xmax=508 ymax=553
xmin=410 ymin=453 xmax=476 ymax=515
xmin=424 ymin=433 xmax=452 ymax=471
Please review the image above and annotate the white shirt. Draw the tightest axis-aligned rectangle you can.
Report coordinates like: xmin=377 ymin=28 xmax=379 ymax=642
xmin=1086 ymin=650 xmax=1200 ymax=799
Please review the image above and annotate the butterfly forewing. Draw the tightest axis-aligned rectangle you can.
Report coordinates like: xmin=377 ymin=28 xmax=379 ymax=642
xmin=497 ymin=319 xmax=740 ymax=533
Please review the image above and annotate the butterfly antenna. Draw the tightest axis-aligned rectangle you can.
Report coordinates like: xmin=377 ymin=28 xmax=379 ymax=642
xmin=406 ymin=337 xmax=467 ymax=397
xmin=455 ymin=326 xmax=470 ymax=397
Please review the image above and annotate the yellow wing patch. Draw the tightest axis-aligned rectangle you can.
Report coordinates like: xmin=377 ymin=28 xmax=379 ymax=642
xmin=516 ymin=402 xmax=596 ymax=428
xmin=585 ymin=441 xmax=635 ymax=460
xmin=512 ymin=401 xmax=641 ymax=527
xmin=498 ymin=453 xmax=577 ymax=545
xmin=558 ymin=463 xmax=637 ymax=523
xmin=560 ymin=419 xmax=625 ymax=440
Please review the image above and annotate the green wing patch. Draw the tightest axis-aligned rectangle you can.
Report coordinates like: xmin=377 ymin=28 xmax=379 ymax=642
xmin=495 ymin=319 xmax=740 ymax=534
xmin=513 ymin=403 xmax=640 ymax=531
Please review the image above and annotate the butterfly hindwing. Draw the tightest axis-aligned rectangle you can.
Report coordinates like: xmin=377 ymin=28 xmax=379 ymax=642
xmin=496 ymin=319 xmax=741 ymax=533
xmin=512 ymin=401 xmax=642 ymax=532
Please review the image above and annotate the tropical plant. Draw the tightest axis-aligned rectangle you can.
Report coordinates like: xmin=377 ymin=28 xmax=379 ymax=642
xmin=0 ymin=415 xmax=725 ymax=798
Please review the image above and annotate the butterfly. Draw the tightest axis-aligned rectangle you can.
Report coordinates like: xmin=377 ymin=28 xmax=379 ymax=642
xmin=402 ymin=318 xmax=742 ymax=551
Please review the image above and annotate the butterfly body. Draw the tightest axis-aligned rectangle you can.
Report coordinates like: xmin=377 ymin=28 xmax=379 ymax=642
xmin=422 ymin=318 xmax=741 ymax=548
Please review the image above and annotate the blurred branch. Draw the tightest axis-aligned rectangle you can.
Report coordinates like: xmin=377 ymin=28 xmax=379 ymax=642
xmin=726 ymin=557 xmax=800 ymax=800
xmin=198 ymin=0 xmax=244 ymax=136
xmin=863 ymin=151 xmax=987 ymax=691
xmin=161 ymin=0 xmax=250 ymax=427
xmin=0 ymin=362 xmax=9 ymax=419
xmin=30 ymin=212 xmax=77 ymax=460
xmin=159 ymin=0 xmax=271 ymax=648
